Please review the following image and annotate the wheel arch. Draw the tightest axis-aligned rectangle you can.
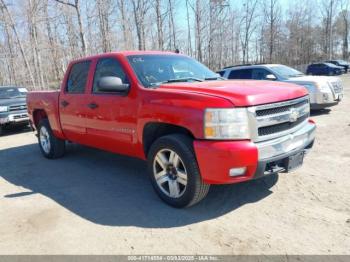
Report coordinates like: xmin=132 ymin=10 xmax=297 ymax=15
xmin=142 ymin=122 xmax=195 ymax=157
xmin=33 ymin=109 xmax=48 ymax=129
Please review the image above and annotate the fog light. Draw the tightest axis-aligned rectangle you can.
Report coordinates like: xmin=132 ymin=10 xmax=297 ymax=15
xmin=229 ymin=167 xmax=247 ymax=177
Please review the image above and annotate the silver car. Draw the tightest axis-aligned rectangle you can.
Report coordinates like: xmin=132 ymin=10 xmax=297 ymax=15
xmin=219 ymin=64 xmax=344 ymax=110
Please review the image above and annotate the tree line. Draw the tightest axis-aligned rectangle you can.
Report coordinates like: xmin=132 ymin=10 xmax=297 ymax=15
xmin=0 ymin=0 xmax=349 ymax=90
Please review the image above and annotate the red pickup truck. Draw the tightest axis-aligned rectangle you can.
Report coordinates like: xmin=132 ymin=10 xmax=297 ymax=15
xmin=27 ymin=51 xmax=316 ymax=207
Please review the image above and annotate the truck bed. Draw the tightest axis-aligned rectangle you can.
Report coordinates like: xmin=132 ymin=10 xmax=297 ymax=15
xmin=26 ymin=90 xmax=63 ymax=138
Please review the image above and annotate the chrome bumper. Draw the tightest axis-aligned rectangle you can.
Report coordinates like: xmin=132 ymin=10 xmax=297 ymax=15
xmin=0 ymin=112 xmax=29 ymax=124
xmin=256 ymin=121 xmax=316 ymax=161
xmin=309 ymin=91 xmax=343 ymax=106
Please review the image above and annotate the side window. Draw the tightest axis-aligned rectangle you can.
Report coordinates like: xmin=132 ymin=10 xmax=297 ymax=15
xmin=251 ymin=68 xmax=271 ymax=80
xmin=93 ymin=58 xmax=129 ymax=93
xmin=66 ymin=61 xmax=91 ymax=94
xmin=228 ymin=69 xmax=252 ymax=79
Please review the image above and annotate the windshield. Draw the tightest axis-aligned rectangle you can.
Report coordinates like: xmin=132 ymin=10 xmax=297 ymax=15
xmin=336 ymin=60 xmax=348 ymax=65
xmin=127 ymin=55 xmax=219 ymax=87
xmin=0 ymin=87 xmax=28 ymax=99
xmin=324 ymin=63 xmax=338 ymax=68
xmin=270 ymin=65 xmax=304 ymax=78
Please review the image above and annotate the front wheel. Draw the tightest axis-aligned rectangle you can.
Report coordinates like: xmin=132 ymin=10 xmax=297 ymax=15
xmin=147 ymin=134 xmax=210 ymax=208
xmin=38 ymin=119 xmax=65 ymax=159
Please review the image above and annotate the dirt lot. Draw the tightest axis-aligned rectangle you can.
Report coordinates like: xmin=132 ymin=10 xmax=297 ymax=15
xmin=0 ymin=76 xmax=350 ymax=255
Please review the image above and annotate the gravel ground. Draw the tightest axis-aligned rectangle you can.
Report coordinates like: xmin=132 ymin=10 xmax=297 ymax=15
xmin=0 ymin=76 xmax=350 ymax=255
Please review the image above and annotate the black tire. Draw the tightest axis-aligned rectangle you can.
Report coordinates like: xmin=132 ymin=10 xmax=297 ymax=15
xmin=0 ymin=125 xmax=3 ymax=136
xmin=38 ymin=119 xmax=65 ymax=159
xmin=147 ymin=134 xmax=210 ymax=208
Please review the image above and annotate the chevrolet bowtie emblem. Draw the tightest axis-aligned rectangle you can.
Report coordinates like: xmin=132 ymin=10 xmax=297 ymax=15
xmin=289 ymin=108 xmax=299 ymax=122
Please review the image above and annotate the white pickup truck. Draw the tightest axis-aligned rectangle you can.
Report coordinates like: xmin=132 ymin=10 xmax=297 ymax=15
xmin=219 ymin=64 xmax=344 ymax=110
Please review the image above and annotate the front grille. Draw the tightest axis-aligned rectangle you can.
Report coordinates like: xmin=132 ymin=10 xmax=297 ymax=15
xmin=249 ymin=96 xmax=310 ymax=141
xmin=330 ymin=81 xmax=342 ymax=93
xmin=258 ymin=114 xmax=308 ymax=136
xmin=256 ymin=99 xmax=309 ymax=117
xmin=9 ymin=104 xmax=27 ymax=112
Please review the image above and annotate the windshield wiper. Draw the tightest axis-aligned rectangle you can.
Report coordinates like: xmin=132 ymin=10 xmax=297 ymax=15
xmin=153 ymin=77 xmax=204 ymax=86
xmin=205 ymin=76 xmax=225 ymax=80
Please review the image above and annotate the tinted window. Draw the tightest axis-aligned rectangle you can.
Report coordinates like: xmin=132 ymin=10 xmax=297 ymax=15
xmin=251 ymin=68 xmax=271 ymax=80
xmin=228 ymin=69 xmax=252 ymax=79
xmin=93 ymin=58 xmax=129 ymax=93
xmin=66 ymin=61 xmax=91 ymax=93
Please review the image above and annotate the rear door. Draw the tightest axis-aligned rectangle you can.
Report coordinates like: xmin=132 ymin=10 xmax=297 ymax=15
xmin=59 ymin=60 xmax=92 ymax=143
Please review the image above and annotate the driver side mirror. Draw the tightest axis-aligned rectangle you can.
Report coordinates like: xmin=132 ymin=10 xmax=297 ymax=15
xmin=265 ymin=74 xmax=277 ymax=81
xmin=98 ymin=76 xmax=129 ymax=93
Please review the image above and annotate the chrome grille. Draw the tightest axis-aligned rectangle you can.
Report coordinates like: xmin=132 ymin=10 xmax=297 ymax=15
xmin=248 ymin=96 xmax=310 ymax=142
xmin=9 ymin=104 xmax=27 ymax=112
xmin=330 ymin=81 xmax=343 ymax=94
xmin=258 ymin=114 xmax=308 ymax=136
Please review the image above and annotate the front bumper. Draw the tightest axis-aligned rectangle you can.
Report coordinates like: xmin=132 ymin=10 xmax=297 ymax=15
xmin=309 ymin=91 xmax=343 ymax=109
xmin=254 ymin=121 xmax=316 ymax=179
xmin=194 ymin=121 xmax=316 ymax=184
xmin=0 ymin=110 xmax=29 ymax=125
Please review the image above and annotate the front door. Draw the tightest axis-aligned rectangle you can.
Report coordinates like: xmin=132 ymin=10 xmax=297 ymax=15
xmin=84 ymin=57 xmax=137 ymax=156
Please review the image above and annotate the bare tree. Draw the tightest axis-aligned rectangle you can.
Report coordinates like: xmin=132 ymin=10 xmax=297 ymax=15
xmin=263 ymin=0 xmax=281 ymax=63
xmin=0 ymin=0 xmax=36 ymax=88
xmin=131 ymin=0 xmax=150 ymax=50
xmin=240 ymin=0 xmax=259 ymax=64
xmin=339 ymin=0 xmax=349 ymax=59
xmin=53 ymin=0 xmax=87 ymax=55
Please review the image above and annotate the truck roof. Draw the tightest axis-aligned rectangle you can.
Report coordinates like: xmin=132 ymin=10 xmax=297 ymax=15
xmin=72 ymin=51 xmax=182 ymax=63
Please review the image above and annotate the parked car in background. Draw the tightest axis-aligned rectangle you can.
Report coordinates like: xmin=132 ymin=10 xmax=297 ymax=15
xmin=0 ymin=86 xmax=29 ymax=136
xmin=306 ymin=62 xmax=344 ymax=76
xmin=219 ymin=64 xmax=343 ymax=110
xmin=325 ymin=60 xmax=350 ymax=73
xmin=26 ymin=51 xmax=316 ymax=207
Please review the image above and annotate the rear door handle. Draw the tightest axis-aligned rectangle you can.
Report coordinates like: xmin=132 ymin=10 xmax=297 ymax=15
xmin=61 ymin=100 xmax=69 ymax=107
xmin=87 ymin=103 xmax=99 ymax=109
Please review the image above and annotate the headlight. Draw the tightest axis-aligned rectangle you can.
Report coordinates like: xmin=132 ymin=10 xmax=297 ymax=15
xmin=204 ymin=108 xmax=250 ymax=139
xmin=0 ymin=106 xmax=9 ymax=113
xmin=317 ymin=83 xmax=332 ymax=93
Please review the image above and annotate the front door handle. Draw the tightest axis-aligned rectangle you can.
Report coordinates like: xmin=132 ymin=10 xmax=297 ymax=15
xmin=61 ymin=100 xmax=69 ymax=107
xmin=87 ymin=103 xmax=99 ymax=109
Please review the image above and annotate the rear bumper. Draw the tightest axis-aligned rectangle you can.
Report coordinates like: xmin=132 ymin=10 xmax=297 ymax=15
xmin=194 ymin=121 xmax=316 ymax=184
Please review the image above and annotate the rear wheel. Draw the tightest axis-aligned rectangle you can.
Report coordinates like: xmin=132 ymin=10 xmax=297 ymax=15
xmin=38 ymin=119 xmax=65 ymax=159
xmin=147 ymin=134 xmax=210 ymax=208
xmin=0 ymin=125 xmax=3 ymax=136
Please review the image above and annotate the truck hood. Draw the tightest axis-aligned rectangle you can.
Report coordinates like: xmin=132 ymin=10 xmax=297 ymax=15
xmin=287 ymin=75 xmax=339 ymax=85
xmin=0 ymin=97 xmax=26 ymax=106
xmin=158 ymin=80 xmax=307 ymax=107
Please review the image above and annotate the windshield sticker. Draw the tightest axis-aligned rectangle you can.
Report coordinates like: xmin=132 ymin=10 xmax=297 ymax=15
xmin=133 ymin=57 xmax=144 ymax=63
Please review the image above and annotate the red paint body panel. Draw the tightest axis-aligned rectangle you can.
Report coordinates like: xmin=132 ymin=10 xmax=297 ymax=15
xmin=26 ymin=51 xmax=309 ymax=184
xmin=194 ymin=140 xmax=258 ymax=184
